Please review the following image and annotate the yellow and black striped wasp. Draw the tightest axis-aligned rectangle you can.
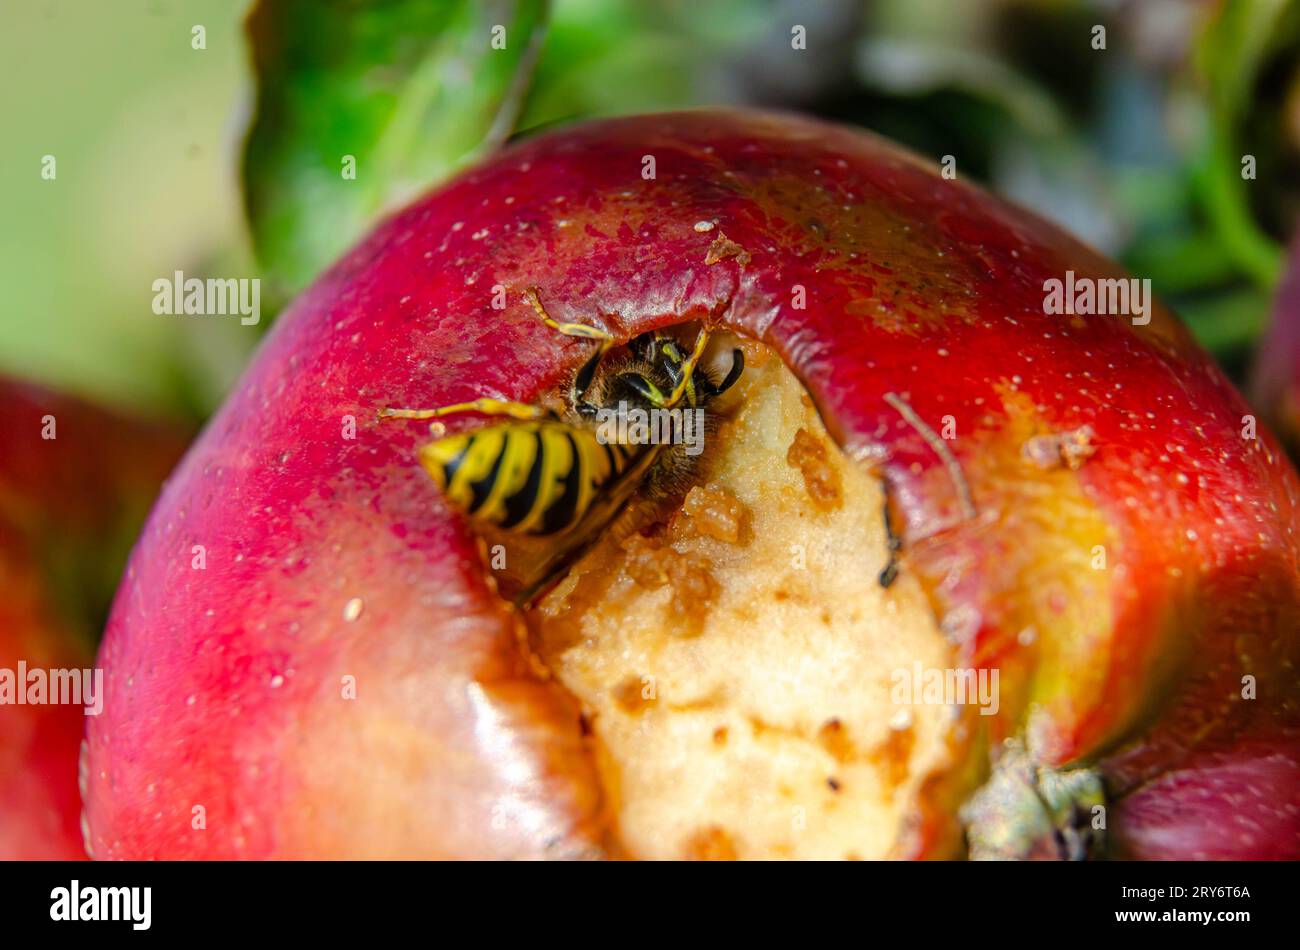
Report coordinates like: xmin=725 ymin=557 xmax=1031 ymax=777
xmin=381 ymin=289 xmax=744 ymax=598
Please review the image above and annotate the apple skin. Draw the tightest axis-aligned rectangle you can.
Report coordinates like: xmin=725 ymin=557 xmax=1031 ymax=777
xmin=84 ymin=109 xmax=1300 ymax=859
xmin=0 ymin=382 xmax=184 ymax=859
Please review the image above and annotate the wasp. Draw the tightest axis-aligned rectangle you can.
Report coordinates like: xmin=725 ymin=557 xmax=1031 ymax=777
xmin=381 ymin=289 xmax=744 ymax=592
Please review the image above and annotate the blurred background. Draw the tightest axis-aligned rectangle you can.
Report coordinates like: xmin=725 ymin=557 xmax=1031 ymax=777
xmin=3 ymin=0 xmax=1298 ymax=425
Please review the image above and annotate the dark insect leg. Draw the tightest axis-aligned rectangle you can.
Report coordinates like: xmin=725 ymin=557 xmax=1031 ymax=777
xmin=878 ymin=478 xmax=903 ymax=589
xmin=571 ymin=342 xmax=612 ymax=406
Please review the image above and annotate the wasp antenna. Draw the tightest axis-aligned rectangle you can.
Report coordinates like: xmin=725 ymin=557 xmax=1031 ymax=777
xmin=712 ymin=348 xmax=746 ymax=396
xmin=524 ymin=286 xmax=553 ymax=326
xmin=379 ymin=407 xmax=441 ymax=421
xmin=527 ymin=287 xmax=615 ymax=343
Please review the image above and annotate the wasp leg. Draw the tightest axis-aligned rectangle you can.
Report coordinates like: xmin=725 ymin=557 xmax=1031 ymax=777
xmin=525 ymin=287 xmax=615 ymax=406
xmin=379 ymin=398 xmax=553 ymax=422
xmin=878 ymin=479 xmax=903 ymax=588
xmin=662 ymin=327 xmax=711 ymax=408
xmin=571 ymin=340 xmax=612 ymax=407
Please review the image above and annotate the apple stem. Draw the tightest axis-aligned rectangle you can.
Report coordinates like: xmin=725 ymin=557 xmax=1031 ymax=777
xmin=960 ymin=738 xmax=1107 ymax=860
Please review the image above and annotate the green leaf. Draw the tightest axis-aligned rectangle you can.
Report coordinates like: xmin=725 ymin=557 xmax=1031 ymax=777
xmin=1176 ymin=286 xmax=1272 ymax=357
xmin=1192 ymin=0 xmax=1293 ymax=288
xmin=515 ymin=0 xmax=761 ymax=132
xmin=855 ymin=39 xmax=1067 ymax=139
xmin=242 ymin=0 xmax=549 ymax=303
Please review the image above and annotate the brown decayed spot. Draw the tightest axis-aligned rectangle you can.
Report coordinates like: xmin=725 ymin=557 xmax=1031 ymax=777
xmin=703 ymin=232 xmax=752 ymax=266
xmin=787 ymin=427 xmax=843 ymax=510
xmin=818 ymin=717 xmax=856 ymax=764
xmin=1022 ymin=425 xmax=1097 ymax=471
xmin=680 ymin=484 xmax=750 ymax=545
xmin=685 ymin=826 xmax=738 ymax=860
xmin=869 ymin=723 xmax=916 ymax=793
xmin=612 ymin=675 xmax=655 ymax=714
xmin=620 ymin=532 xmax=717 ymax=633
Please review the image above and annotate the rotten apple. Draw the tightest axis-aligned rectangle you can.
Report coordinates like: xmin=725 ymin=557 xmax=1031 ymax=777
xmin=84 ymin=109 xmax=1300 ymax=859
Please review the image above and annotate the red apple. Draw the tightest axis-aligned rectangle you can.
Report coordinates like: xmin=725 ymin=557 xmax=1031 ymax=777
xmin=0 ymin=543 xmax=89 ymax=860
xmin=0 ymin=382 xmax=184 ymax=859
xmin=84 ymin=110 xmax=1300 ymax=859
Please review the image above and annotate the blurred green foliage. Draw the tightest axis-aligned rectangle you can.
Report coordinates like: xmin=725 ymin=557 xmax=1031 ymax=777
xmin=244 ymin=0 xmax=548 ymax=304
xmin=3 ymin=0 xmax=1298 ymax=421
xmin=0 ymin=0 xmax=255 ymax=421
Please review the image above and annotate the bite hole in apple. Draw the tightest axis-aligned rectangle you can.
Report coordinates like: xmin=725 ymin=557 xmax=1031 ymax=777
xmin=484 ymin=335 xmax=958 ymax=860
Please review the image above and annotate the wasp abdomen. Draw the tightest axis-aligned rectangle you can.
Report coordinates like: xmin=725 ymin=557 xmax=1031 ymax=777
xmin=419 ymin=421 xmax=641 ymax=536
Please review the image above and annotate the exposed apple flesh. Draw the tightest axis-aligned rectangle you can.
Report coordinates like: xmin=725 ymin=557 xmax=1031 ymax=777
xmin=532 ymin=341 xmax=952 ymax=860
xmin=84 ymin=109 xmax=1300 ymax=859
